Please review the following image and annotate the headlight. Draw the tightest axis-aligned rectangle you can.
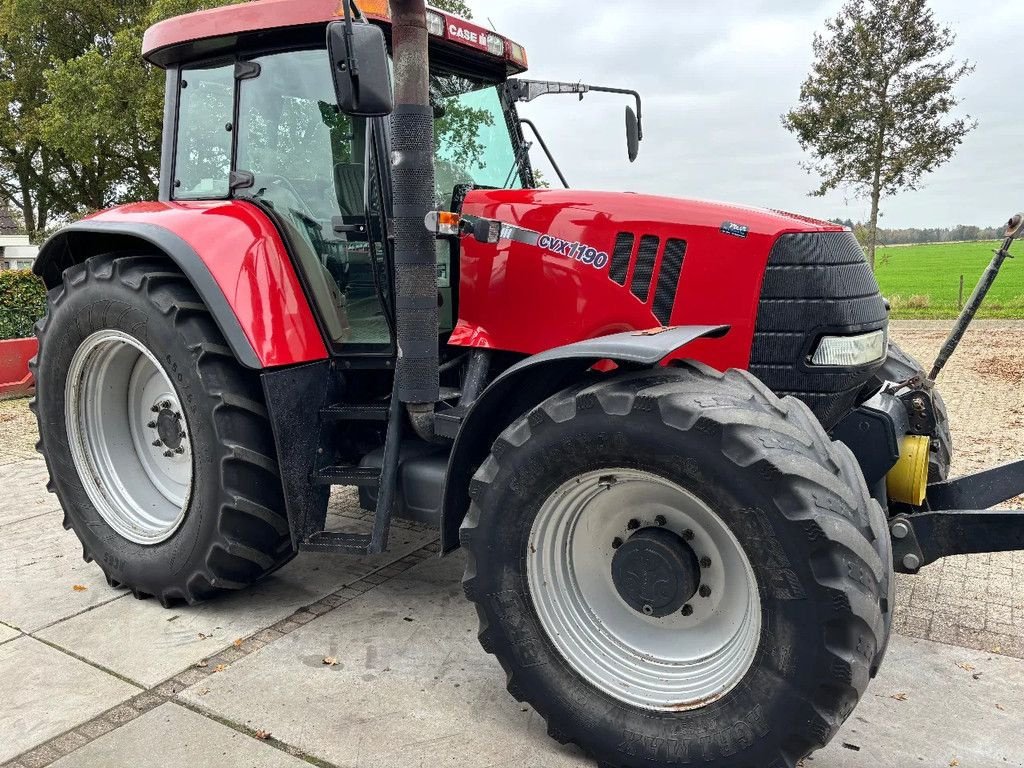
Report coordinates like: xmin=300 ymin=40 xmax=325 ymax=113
xmin=486 ymin=33 xmax=505 ymax=57
xmin=810 ymin=330 xmax=886 ymax=367
xmin=425 ymin=11 xmax=445 ymax=37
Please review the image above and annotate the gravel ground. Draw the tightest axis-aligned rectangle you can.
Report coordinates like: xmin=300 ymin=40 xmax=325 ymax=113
xmin=3 ymin=320 xmax=1023 ymax=657
xmin=887 ymin=320 xmax=1024 ymax=657
xmin=0 ymin=397 xmax=37 ymax=467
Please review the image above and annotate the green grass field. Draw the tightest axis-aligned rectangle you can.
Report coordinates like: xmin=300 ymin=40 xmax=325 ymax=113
xmin=874 ymin=240 xmax=1024 ymax=319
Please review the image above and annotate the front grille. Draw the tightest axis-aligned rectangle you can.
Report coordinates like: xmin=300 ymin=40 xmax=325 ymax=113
xmin=751 ymin=231 xmax=887 ymax=428
xmin=652 ymin=238 xmax=686 ymax=325
xmin=630 ymin=235 xmax=660 ymax=302
xmin=609 ymin=232 xmax=634 ymax=286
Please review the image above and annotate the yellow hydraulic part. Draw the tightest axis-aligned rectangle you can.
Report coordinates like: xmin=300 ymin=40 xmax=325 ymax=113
xmin=886 ymin=435 xmax=930 ymax=506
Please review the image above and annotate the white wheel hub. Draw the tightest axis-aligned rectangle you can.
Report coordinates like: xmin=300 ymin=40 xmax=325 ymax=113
xmin=526 ymin=469 xmax=761 ymax=711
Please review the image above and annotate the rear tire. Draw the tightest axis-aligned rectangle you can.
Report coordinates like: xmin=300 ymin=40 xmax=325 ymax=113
xmin=461 ymin=364 xmax=892 ymax=768
xmin=32 ymin=254 xmax=294 ymax=605
xmin=877 ymin=341 xmax=952 ymax=481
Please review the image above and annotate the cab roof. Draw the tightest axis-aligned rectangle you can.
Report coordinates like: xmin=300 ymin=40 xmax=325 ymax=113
xmin=142 ymin=0 xmax=528 ymax=73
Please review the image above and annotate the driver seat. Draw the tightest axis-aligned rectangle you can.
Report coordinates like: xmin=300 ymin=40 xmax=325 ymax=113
xmin=334 ymin=163 xmax=365 ymax=217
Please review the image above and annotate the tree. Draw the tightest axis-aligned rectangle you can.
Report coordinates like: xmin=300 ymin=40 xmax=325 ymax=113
xmin=0 ymin=0 xmax=241 ymax=241
xmin=431 ymin=0 xmax=473 ymax=18
xmin=783 ymin=0 xmax=974 ymax=269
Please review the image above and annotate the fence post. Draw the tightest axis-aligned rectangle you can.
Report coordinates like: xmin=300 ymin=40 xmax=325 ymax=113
xmin=958 ymin=274 xmax=964 ymax=310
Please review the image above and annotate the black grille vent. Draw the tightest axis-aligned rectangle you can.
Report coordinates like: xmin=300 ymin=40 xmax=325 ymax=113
xmin=630 ymin=235 xmax=660 ymax=302
xmin=652 ymin=238 xmax=686 ymax=325
xmin=751 ymin=231 xmax=887 ymax=428
xmin=609 ymin=233 xmax=634 ymax=286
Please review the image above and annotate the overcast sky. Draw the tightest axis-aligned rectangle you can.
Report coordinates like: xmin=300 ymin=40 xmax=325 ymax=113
xmin=465 ymin=0 xmax=1021 ymax=229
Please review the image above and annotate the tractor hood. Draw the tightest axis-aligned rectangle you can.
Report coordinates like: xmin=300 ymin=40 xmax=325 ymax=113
xmin=452 ymin=187 xmax=886 ymax=427
xmin=452 ymin=186 xmax=848 ymax=364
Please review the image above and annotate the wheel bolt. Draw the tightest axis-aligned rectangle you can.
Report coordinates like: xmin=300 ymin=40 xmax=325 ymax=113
xmin=152 ymin=440 xmax=162 ymax=447
xmin=627 ymin=519 xmax=640 ymax=530
xmin=163 ymin=450 xmax=174 ymax=458
xmin=654 ymin=514 xmax=667 ymax=526
xmin=700 ymin=556 xmax=712 ymax=568
xmin=683 ymin=529 xmax=694 ymax=541
xmin=612 ymin=537 xmax=623 ymax=549
xmin=699 ymin=584 xmax=712 ymax=598
xmin=151 ymin=405 xmax=160 ymax=413
xmin=681 ymin=604 xmax=693 ymax=616
xmin=174 ymin=446 xmax=185 ymax=455
xmin=147 ymin=421 xmax=157 ymax=429
xmin=162 ymin=401 xmax=172 ymax=409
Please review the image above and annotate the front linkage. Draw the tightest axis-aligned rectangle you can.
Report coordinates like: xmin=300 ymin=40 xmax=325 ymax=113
xmin=885 ymin=212 xmax=1024 ymax=573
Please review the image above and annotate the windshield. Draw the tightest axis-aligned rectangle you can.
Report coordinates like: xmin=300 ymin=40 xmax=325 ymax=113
xmin=432 ymin=74 xmax=525 ymax=202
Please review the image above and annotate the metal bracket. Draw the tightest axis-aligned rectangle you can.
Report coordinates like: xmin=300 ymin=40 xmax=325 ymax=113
xmin=890 ymin=516 xmax=925 ymax=572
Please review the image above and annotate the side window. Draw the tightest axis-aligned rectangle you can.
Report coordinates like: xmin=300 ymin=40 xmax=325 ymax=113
xmin=174 ymin=63 xmax=234 ymax=198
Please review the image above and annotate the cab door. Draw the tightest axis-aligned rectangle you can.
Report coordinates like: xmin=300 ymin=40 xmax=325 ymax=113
xmin=232 ymin=47 xmax=394 ymax=352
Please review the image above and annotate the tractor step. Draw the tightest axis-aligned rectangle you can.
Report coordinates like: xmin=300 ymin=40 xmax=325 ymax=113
xmin=314 ymin=466 xmax=382 ymax=487
xmin=299 ymin=532 xmax=377 ymax=555
xmin=321 ymin=404 xmax=390 ymax=422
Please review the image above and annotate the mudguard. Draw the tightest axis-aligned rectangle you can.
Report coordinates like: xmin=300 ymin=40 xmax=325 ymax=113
xmin=439 ymin=324 xmax=730 ymax=553
xmin=34 ymin=200 xmax=327 ymax=369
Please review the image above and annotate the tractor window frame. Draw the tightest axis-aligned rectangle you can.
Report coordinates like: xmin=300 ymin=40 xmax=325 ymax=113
xmin=170 ymin=57 xmax=237 ymax=201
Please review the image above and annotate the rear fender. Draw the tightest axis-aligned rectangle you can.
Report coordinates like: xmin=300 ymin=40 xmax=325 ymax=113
xmin=33 ymin=201 xmax=327 ymax=369
xmin=439 ymin=325 xmax=730 ymax=553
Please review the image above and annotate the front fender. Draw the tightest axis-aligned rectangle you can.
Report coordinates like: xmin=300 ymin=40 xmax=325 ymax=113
xmin=439 ymin=324 xmax=730 ymax=553
xmin=34 ymin=200 xmax=327 ymax=369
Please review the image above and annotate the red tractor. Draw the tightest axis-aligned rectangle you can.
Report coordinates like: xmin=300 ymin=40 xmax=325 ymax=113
xmin=29 ymin=1 xmax=1024 ymax=766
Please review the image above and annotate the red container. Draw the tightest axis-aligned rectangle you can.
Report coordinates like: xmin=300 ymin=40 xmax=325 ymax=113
xmin=0 ymin=337 xmax=37 ymax=399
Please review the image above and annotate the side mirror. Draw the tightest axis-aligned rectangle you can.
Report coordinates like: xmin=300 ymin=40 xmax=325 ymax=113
xmin=625 ymin=105 xmax=640 ymax=162
xmin=327 ymin=20 xmax=393 ymax=117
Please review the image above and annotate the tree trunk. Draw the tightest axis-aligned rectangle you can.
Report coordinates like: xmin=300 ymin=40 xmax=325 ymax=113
xmin=16 ymin=160 xmax=36 ymax=238
xmin=867 ymin=184 xmax=880 ymax=271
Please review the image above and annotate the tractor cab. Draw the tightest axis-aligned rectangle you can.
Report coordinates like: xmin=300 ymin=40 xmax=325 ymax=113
xmin=147 ymin=0 xmax=640 ymax=354
xmin=149 ymin=1 xmax=534 ymax=351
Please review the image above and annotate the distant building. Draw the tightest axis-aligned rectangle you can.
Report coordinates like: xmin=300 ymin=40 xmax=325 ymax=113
xmin=0 ymin=209 xmax=38 ymax=271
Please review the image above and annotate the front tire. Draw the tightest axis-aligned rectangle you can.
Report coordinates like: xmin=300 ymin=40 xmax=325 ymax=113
xmin=32 ymin=254 xmax=294 ymax=605
xmin=461 ymin=364 xmax=892 ymax=768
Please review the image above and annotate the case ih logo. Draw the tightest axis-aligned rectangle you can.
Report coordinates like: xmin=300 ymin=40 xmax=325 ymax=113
xmin=447 ymin=19 xmax=489 ymax=50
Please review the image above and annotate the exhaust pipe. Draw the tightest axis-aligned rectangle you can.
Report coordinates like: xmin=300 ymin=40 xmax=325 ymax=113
xmin=389 ymin=0 xmax=439 ymax=432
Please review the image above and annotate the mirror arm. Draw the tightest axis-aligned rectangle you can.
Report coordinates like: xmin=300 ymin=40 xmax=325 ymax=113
xmin=519 ymin=118 xmax=569 ymax=189
xmin=505 ymin=79 xmax=644 ymax=141
xmin=341 ymin=0 xmax=360 ymax=79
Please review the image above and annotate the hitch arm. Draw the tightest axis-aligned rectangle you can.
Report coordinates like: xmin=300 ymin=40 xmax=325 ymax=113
xmin=925 ymin=457 xmax=1024 ymax=511
xmin=892 ymin=509 xmax=1024 ymax=572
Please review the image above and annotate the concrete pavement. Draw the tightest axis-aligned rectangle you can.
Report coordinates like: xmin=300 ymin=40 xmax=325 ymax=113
xmin=5 ymin=316 xmax=1024 ymax=768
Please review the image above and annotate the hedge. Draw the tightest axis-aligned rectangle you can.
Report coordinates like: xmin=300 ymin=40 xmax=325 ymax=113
xmin=0 ymin=269 xmax=47 ymax=340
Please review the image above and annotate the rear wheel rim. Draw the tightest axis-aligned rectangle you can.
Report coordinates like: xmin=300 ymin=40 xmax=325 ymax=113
xmin=526 ymin=468 xmax=761 ymax=711
xmin=65 ymin=330 xmax=193 ymax=545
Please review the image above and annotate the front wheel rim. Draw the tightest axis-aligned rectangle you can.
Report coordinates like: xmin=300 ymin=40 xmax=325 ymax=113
xmin=65 ymin=330 xmax=193 ymax=545
xmin=526 ymin=468 xmax=762 ymax=711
